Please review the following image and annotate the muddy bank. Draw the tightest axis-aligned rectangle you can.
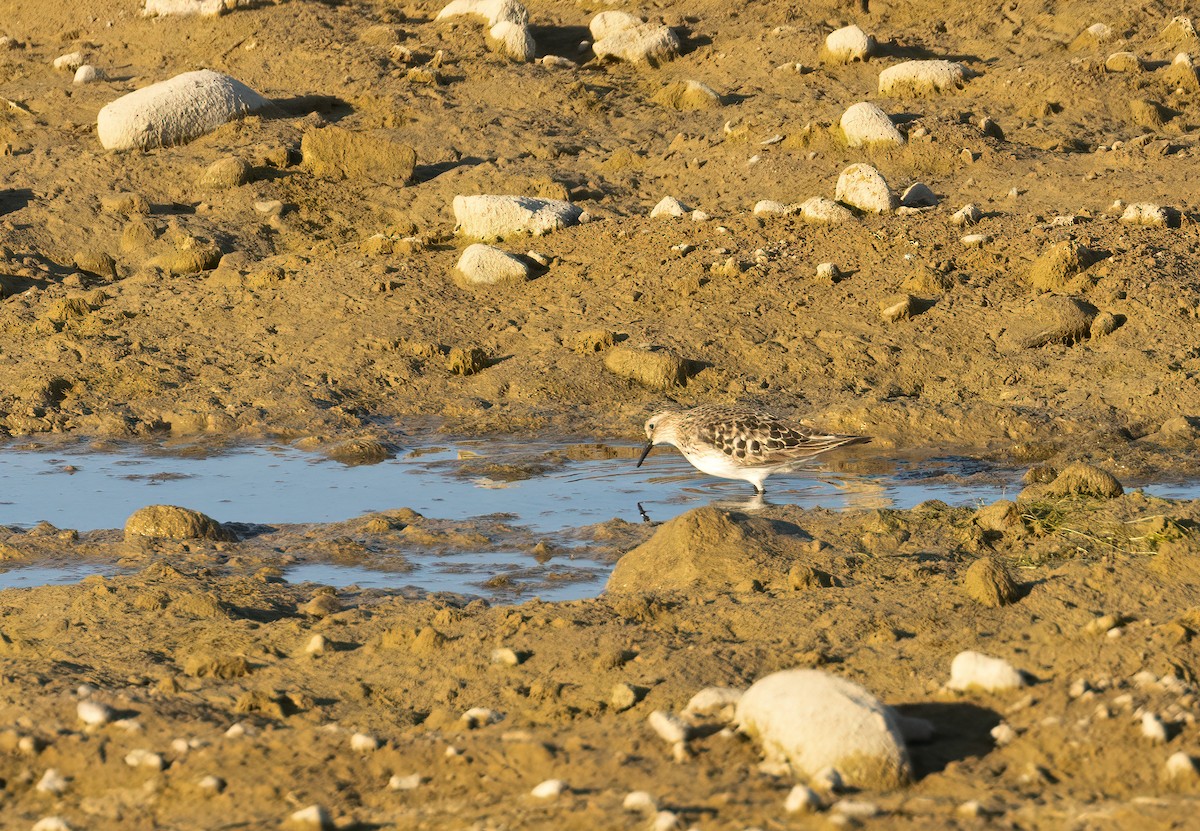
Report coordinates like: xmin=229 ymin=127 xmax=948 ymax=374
xmin=0 ymin=1 xmax=1196 ymax=475
xmin=1 ymin=485 xmax=1200 ymax=828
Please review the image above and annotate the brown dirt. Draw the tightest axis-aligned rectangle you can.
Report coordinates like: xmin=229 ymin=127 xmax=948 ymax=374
xmin=3 ymin=0 xmax=1200 ymax=827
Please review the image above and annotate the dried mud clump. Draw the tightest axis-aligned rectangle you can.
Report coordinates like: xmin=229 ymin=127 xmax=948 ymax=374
xmin=997 ymin=295 xmax=1100 ymax=351
xmin=301 ymin=126 xmax=416 ymax=183
xmin=962 ymin=557 xmax=1020 ymax=607
xmin=608 ymin=506 xmax=805 ymax=593
xmin=124 ymin=505 xmax=234 ymax=541
xmin=1027 ymin=241 xmax=1102 ymax=292
xmin=1020 ymin=461 xmax=1124 ymax=500
xmin=603 ymin=345 xmax=694 ymax=390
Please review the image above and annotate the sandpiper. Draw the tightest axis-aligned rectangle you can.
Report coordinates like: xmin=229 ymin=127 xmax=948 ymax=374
xmin=637 ymin=404 xmax=870 ymax=494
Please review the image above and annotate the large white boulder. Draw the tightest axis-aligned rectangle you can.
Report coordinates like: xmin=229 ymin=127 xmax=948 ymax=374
xmin=840 ymin=102 xmax=904 ymax=148
xmin=799 ymin=196 xmax=854 ymax=225
xmin=879 ymin=60 xmax=969 ymax=96
xmin=454 ymin=244 xmax=530 ymax=286
xmin=142 ymin=0 xmax=226 ymax=16
xmin=735 ymin=669 xmax=912 ymax=789
xmin=436 ymin=0 xmax=528 ymax=26
xmin=97 ymin=70 xmax=271 ymax=151
xmin=590 ymin=13 xmax=680 ymax=65
xmin=835 ymin=164 xmax=897 ymax=213
xmin=453 ymin=195 xmax=583 ymax=239
xmin=947 ymin=650 xmax=1026 ymax=692
xmin=824 ymin=25 xmax=875 ymax=63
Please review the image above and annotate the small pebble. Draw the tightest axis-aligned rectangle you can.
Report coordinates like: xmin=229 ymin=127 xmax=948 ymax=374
xmin=991 ymin=723 xmax=1017 ymax=745
xmin=784 ymin=784 xmax=821 ymax=813
xmin=816 ymin=262 xmax=842 ymax=283
xmin=36 ymin=769 xmax=68 ymax=795
xmin=77 ymin=700 xmax=113 ymax=727
xmin=285 ymin=805 xmax=334 ymax=831
xmin=961 ymin=233 xmax=990 ymax=248
xmin=957 ymin=800 xmax=985 ymax=817
xmin=389 ymin=773 xmax=422 ymax=790
xmin=53 ymin=51 xmax=84 ymax=71
xmin=491 ymin=647 xmax=520 ymax=666
xmin=32 ymin=819 xmax=72 ymax=831
xmin=647 ymin=710 xmax=690 ymax=744
xmin=623 ymin=790 xmax=658 ymax=813
xmin=947 ymin=650 xmax=1026 ymax=692
xmin=833 ymin=800 xmax=879 ymax=818
xmin=1142 ymin=712 xmax=1168 ymax=743
xmin=650 ymin=196 xmax=689 ymax=219
xmin=350 ymin=732 xmax=379 ymax=752
xmin=305 ymin=634 xmax=327 ymax=656
xmin=461 ymin=707 xmax=503 ymax=728
xmin=952 ymin=203 xmax=982 ymax=226
xmin=530 ymin=778 xmax=567 ymax=798
xmin=1166 ymin=751 xmax=1199 ymax=781
xmin=652 ymin=811 xmax=681 ymax=831
xmin=198 ymin=774 xmax=226 ymax=795
xmin=74 ymin=65 xmax=105 ymax=84
xmin=125 ymin=748 xmax=165 ymax=770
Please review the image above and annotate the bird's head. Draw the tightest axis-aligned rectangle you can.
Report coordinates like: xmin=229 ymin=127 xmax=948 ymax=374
xmin=637 ymin=408 xmax=682 ymax=467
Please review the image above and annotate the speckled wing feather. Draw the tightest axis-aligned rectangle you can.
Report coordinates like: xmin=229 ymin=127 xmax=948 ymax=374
xmin=680 ymin=405 xmax=868 ymax=464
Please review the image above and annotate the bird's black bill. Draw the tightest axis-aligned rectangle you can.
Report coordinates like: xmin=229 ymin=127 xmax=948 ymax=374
xmin=636 ymin=442 xmax=653 ymax=467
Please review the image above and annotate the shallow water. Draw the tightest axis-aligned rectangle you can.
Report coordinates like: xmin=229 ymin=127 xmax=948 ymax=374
xmin=0 ymin=440 xmax=1027 ymax=532
xmin=0 ymin=438 xmax=1188 ymax=599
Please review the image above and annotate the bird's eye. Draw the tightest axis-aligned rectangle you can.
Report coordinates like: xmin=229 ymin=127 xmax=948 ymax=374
xmin=649 ymin=423 xmax=656 ymax=430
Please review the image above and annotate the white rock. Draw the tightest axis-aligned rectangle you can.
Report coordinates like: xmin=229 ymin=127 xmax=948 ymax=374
xmin=143 ymin=0 xmax=227 ymax=16
xmin=453 ymin=194 xmax=583 ymax=239
xmin=454 ymin=244 xmax=530 ymax=285
xmin=735 ymin=669 xmax=912 ymax=789
xmin=947 ymin=650 xmax=1026 ymax=692
xmin=900 ymin=182 xmax=937 ymax=208
xmin=124 ymin=748 xmax=165 ymax=769
xmin=436 ymin=0 xmax=528 ymax=26
xmin=816 ymin=262 xmax=841 ymax=282
xmin=1142 ymin=712 xmax=1168 ymax=743
xmin=753 ymin=200 xmax=788 ymax=217
xmin=682 ymin=686 xmax=743 ymax=721
xmin=589 ymin=11 xmax=641 ymax=40
xmin=825 ymin=25 xmax=875 ymax=63
xmin=592 ymin=18 xmax=681 ymax=65
xmin=784 ymin=784 xmax=822 ymax=813
xmin=1167 ymin=751 xmax=1199 ymax=780
xmin=73 ymin=65 xmax=105 ymax=85
xmin=1121 ymin=203 xmax=1168 ymax=228
xmin=879 ymin=60 xmax=969 ymax=96
xmin=833 ymin=800 xmax=880 ymax=818
xmin=952 ymin=203 xmax=982 ymax=226
xmin=539 ymin=55 xmax=578 ymax=69
xmin=305 ymin=634 xmax=327 ymax=656
xmin=991 ymin=722 xmax=1017 ymax=745
xmin=800 ymin=196 xmax=854 ymax=225
xmin=840 ymin=102 xmax=904 ymax=148
xmin=530 ymin=778 xmax=567 ymax=798
xmin=961 ymin=233 xmax=990 ymax=248
xmin=389 ymin=773 xmax=423 ymax=790
xmin=198 ymin=774 xmax=226 ymax=794
xmin=350 ymin=732 xmax=379 ymax=752
xmin=36 ymin=769 xmax=68 ymax=795
xmin=32 ymin=818 xmax=72 ymax=831
xmin=96 ymin=70 xmax=271 ymax=151
xmin=286 ymin=805 xmax=333 ymax=831
xmin=835 ymin=163 xmax=897 ymax=213
xmin=650 ymin=196 xmax=690 ymax=219
xmin=460 ymin=706 xmax=504 ymax=728
xmin=647 ymin=710 xmax=690 ymax=744
xmin=623 ymin=790 xmax=659 ymax=812
xmin=77 ymin=700 xmax=113 ymax=726
xmin=488 ymin=21 xmax=535 ymax=62
xmin=652 ymin=811 xmax=681 ymax=831
xmin=491 ymin=646 xmax=520 ymax=665
xmin=53 ymin=52 xmax=84 ymax=71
